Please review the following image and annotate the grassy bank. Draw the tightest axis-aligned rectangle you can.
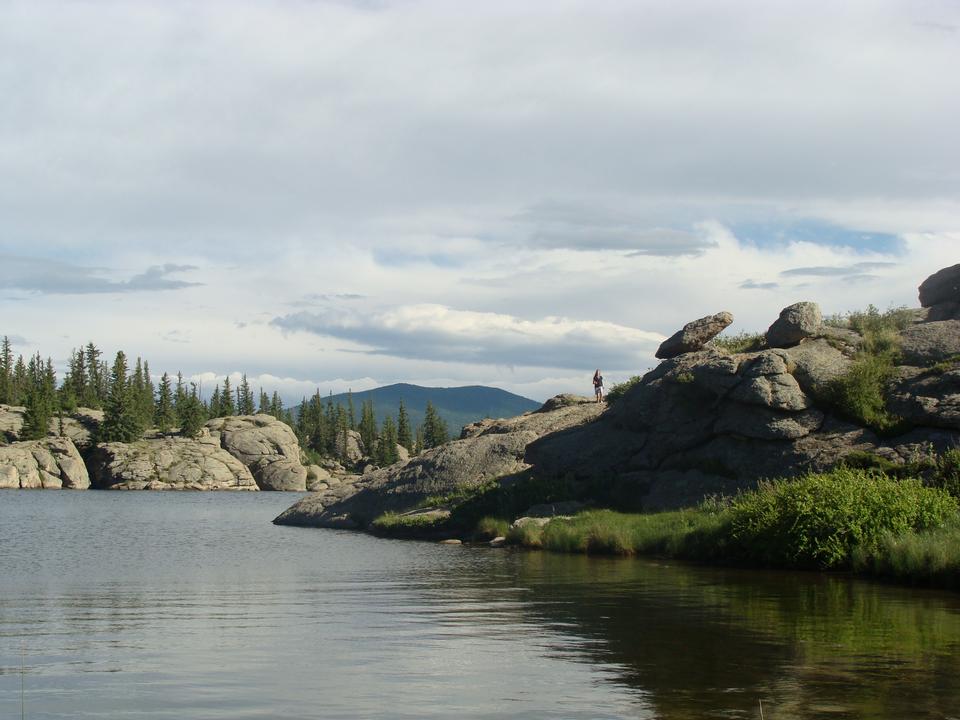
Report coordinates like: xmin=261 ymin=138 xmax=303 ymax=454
xmin=485 ymin=467 xmax=960 ymax=589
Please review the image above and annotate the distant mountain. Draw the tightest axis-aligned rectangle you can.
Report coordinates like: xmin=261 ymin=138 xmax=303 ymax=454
xmin=291 ymin=383 xmax=541 ymax=435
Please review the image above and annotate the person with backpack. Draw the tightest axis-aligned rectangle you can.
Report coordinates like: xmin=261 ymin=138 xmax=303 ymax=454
xmin=593 ymin=369 xmax=604 ymax=403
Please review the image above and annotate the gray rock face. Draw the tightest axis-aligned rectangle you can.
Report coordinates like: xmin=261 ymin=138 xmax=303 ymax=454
xmin=275 ymin=396 xmax=603 ymax=528
xmin=782 ymin=339 xmax=851 ymax=397
xmin=0 ymin=438 xmax=90 ymax=489
xmin=919 ymin=264 xmax=960 ymax=307
xmin=88 ymin=434 xmax=258 ymax=490
xmin=206 ymin=415 xmax=307 ymax=491
xmin=926 ymin=302 xmax=960 ymax=322
xmin=888 ymin=365 xmax=960 ymax=430
xmin=899 ymin=321 xmax=960 ymax=366
xmin=766 ymin=302 xmax=823 ymax=348
xmin=656 ymin=312 xmax=734 ymax=359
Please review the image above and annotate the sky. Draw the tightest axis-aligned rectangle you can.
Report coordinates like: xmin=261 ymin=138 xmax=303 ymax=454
xmin=1 ymin=0 xmax=958 ymax=404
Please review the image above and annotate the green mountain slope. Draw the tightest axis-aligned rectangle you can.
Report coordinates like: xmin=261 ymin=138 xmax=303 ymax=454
xmin=294 ymin=383 xmax=540 ymax=435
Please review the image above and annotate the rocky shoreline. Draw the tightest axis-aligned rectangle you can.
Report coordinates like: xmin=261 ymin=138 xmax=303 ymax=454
xmin=275 ymin=263 xmax=960 ymax=536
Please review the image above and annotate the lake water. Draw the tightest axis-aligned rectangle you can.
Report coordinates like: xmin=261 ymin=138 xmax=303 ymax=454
xmin=2 ymin=491 xmax=960 ymax=719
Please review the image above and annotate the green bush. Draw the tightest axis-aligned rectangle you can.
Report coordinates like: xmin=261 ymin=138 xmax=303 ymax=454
xmin=827 ymin=353 xmax=905 ymax=433
xmin=709 ymin=331 xmax=765 ymax=354
xmin=852 ymin=522 xmax=960 ymax=588
xmin=727 ymin=469 xmax=958 ymax=569
xmin=605 ymin=376 xmax=642 ymax=405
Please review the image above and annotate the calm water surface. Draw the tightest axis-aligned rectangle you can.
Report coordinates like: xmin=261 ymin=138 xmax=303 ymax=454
xmin=2 ymin=491 xmax=960 ymax=719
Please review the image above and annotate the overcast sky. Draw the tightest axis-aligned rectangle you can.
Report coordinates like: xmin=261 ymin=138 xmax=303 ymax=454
xmin=2 ymin=0 xmax=958 ymax=403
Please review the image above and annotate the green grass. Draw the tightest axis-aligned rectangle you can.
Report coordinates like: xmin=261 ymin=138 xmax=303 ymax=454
xmin=504 ymin=468 xmax=960 ymax=587
xmin=474 ymin=516 xmax=510 ymax=540
xmin=709 ymin=331 xmax=766 ymax=354
xmin=371 ymin=511 xmax=446 ymax=531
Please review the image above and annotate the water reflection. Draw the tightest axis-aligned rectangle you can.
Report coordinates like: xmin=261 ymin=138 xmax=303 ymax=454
xmin=1 ymin=491 xmax=960 ymax=719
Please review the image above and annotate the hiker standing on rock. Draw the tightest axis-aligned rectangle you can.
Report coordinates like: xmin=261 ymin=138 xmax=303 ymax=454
xmin=593 ymin=369 xmax=604 ymax=403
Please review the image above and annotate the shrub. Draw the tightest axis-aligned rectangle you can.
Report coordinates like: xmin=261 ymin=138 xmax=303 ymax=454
xmin=852 ymin=522 xmax=960 ymax=588
xmin=827 ymin=353 xmax=905 ymax=434
xmin=709 ymin=331 xmax=765 ymax=354
xmin=727 ymin=469 xmax=958 ymax=569
xmin=507 ymin=521 xmax=544 ymax=548
xmin=605 ymin=376 xmax=642 ymax=405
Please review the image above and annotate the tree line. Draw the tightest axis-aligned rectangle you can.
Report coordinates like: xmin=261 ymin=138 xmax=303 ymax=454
xmin=1 ymin=337 xmax=450 ymax=464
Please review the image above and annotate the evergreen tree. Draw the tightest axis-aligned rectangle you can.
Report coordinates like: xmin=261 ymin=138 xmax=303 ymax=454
xmin=174 ymin=372 xmax=187 ymax=417
xmin=221 ymin=376 xmax=235 ymax=416
xmin=100 ymin=351 xmax=144 ymax=442
xmin=422 ymin=401 xmax=449 ymax=449
xmin=83 ymin=343 xmax=103 ymax=408
xmin=376 ymin=415 xmax=399 ymax=465
xmin=179 ymin=383 xmax=207 ymax=438
xmin=335 ymin=404 xmax=350 ymax=461
xmin=21 ymin=354 xmax=54 ymax=440
xmin=324 ymin=396 xmax=337 ymax=455
xmin=295 ymin=397 xmax=310 ymax=445
xmin=347 ymin=390 xmax=357 ymax=430
xmin=209 ymin=384 xmax=222 ymax=418
xmin=11 ymin=355 xmax=27 ymax=406
xmin=238 ymin=373 xmax=255 ymax=415
xmin=396 ymin=400 xmax=412 ymax=452
xmin=0 ymin=335 xmax=12 ymax=404
xmin=270 ymin=391 xmax=283 ymax=420
xmin=358 ymin=399 xmax=378 ymax=456
xmin=141 ymin=361 xmax=156 ymax=428
xmin=258 ymin=388 xmax=270 ymax=415
xmin=413 ymin=424 xmax=424 ymax=455
xmin=155 ymin=372 xmax=176 ymax=433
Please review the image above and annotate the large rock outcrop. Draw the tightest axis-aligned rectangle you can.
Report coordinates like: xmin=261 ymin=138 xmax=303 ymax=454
xmin=274 ymin=397 xmax=603 ymax=528
xmin=0 ymin=405 xmax=103 ymax=448
xmin=206 ymin=415 xmax=307 ymax=491
xmin=0 ymin=438 xmax=90 ymax=489
xmin=88 ymin=433 xmax=258 ymax=490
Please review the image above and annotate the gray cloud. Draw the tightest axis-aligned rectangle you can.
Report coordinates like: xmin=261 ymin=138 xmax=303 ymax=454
xmin=514 ymin=202 xmax=713 ymax=255
xmin=0 ymin=256 xmax=200 ymax=295
xmin=740 ymin=279 xmax=779 ymax=290
xmin=271 ymin=306 xmax=663 ymax=371
xmin=781 ymin=262 xmax=897 ymax=278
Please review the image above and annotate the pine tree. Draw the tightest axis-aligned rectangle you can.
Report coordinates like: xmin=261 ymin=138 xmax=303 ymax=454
xmin=324 ymin=396 xmax=337 ymax=455
xmin=99 ymin=351 xmax=144 ymax=442
xmin=270 ymin=391 xmax=283 ymax=420
xmin=209 ymin=385 xmax=222 ymax=418
xmin=397 ymin=400 xmax=412 ymax=452
xmin=0 ymin=335 xmax=12 ymax=404
xmin=221 ymin=376 xmax=235 ymax=416
xmin=335 ymin=404 xmax=350 ymax=461
xmin=141 ymin=361 xmax=156 ymax=428
xmin=347 ymin=390 xmax=357 ymax=430
xmin=11 ymin=355 xmax=27 ymax=406
xmin=258 ymin=388 xmax=270 ymax=415
xmin=179 ymin=383 xmax=207 ymax=438
xmin=358 ymin=399 xmax=378 ymax=456
xmin=377 ymin=415 xmax=399 ymax=466
xmin=83 ymin=343 xmax=103 ymax=408
xmin=413 ymin=425 xmax=424 ymax=455
xmin=155 ymin=372 xmax=176 ymax=433
xmin=21 ymin=354 xmax=54 ymax=440
xmin=238 ymin=373 xmax=254 ymax=415
xmin=422 ymin=401 xmax=449 ymax=449
xmin=174 ymin=372 xmax=187 ymax=416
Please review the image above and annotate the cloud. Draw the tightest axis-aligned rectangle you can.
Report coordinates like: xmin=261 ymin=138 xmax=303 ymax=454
xmin=514 ymin=202 xmax=713 ymax=255
xmin=0 ymin=256 xmax=201 ymax=295
xmin=780 ymin=262 xmax=897 ymax=278
xmin=272 ymin=304 xmax=664 ymax=371
xmin=740 ymin=279 xmax=779 ymax=290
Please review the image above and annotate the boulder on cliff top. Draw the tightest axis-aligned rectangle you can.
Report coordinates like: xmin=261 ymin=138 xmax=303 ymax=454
xmin=88 ymin=434 xmax=258 ymax=490
xmin=919 ymin=264 xmax=960 ymax=308
xmin=206 ymin=414 xmax=307 ymax=491
xmin=765 ymin=302 xmax=823 ymax=348
xmin=656 ymin=312 xmax=734 ymax=359
xmin=0 ymin=437 xmax=90 ymax=489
